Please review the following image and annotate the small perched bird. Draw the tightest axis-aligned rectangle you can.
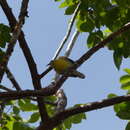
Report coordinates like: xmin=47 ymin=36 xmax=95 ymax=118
xmin=48 ymin=56 xmax=85 ymax=79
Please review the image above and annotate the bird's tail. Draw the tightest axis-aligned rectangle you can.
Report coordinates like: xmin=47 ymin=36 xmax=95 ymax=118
xmin=71 ymin=70 xmax=85 ymax=79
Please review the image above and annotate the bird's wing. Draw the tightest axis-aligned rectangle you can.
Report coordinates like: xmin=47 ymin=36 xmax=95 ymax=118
xmin=63 ymin=57 xmax=75 ymax=64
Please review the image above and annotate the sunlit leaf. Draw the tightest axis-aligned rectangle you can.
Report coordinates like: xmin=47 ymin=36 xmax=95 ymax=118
xmin=114 ymin=102 xmax=130 ymax=120
xmin=28 ymin=112 xmax=40 ymax=123
xmin=124 ymin=68 xmax=130 ymax=75
xmin=120 ymin=75 xmax=130 ymax=84
xmin=121 ymin=82 xmax=130 ymax=90
xmin=18 ymin=99 xmax=38 ymax=112
xmin=107 ymin=93 xmax=117 ymax=98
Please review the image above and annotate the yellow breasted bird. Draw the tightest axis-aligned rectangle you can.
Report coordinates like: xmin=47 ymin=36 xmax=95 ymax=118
xmin=48 ymin=56 xmax=85 ymax=79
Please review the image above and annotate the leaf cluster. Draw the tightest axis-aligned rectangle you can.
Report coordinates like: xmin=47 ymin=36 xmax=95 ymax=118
xmin=56 ymin=0 xmax=130 ymax=69
xmin=108 ymin=68 xmax=130 ymax=130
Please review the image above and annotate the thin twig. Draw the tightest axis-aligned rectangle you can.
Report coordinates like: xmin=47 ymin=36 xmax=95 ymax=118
xmin=52 ymin=2 xmax=81 ymax=60
xmin=39 ymin=66 xmax=52 ymax=79
xmin=5 ymin=67 xmax=21 ymax=91
xmin=0 ymin=84 xmax=13 ymax=92
xmin=65 ymin=29 xmax=80 ymax=57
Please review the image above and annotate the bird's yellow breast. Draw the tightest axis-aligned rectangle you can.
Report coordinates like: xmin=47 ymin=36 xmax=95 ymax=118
xmin=52 ymin=58 xmax=73 ymax=74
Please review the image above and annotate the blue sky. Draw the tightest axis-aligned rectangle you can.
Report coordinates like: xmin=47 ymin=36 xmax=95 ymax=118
xmin=1 ymin=0 xmax=130 ymax=129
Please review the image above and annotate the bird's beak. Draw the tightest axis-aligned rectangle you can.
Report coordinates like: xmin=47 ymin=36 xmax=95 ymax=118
xmin=47 ymin=63 xmax=50 ymax=66
xmin=47 ymin=60 xmax=52 ymax=66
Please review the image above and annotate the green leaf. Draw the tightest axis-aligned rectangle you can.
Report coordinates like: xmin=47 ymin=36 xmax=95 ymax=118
xmin=65 ymin=4 xmax=77 ymax=15
xmin=113 ymin=51 xmax=122 ymax=70
xmin=18 ymin=99 xmax=38 ymax=112
xmin=45 ymin=96 xmax=57 ymax=102
xmin=0 ymin=24 xmax=11 ymax=48
xmin=13 ymin=115 xmax=22 ymax=121
xmin=13 ymin=122 xmax=34 ymax=130
xmin=64 ymin=117 xmax=72 ymax=129
xmin=103 ymin=28 xmax=112 ymax=38
xmin=13 ymin=106 xmax=20 ymax=115
xmin=79 ymin=20 xmax=94 ymax=32
xmin=120 ymin=75 xmax=130 ymax=84
xmin=87 ymin=31 xmax=103 ymax=48
xmin=1 ymin=114 xmax=15 ymax=130
xmin=124 ymin=68 xmax=130 ymax=75
xmin=46 ymin=104 xmax=55 ymax=116
xmin=64 ymin=107 xmax=86 ymax=128
xmin=28 ymin=112 xmax=40 ymax=123
xmin=121 ymin=82 xmax=130 ymax=90
xmin=6 ymin=100 xmax=15 ymax=106
xmin=104 ymin=6 xmax=120 ymax=31
xmin=71 ymin=113 xmax=86 ymax=124
xmin=117 ymin=111 xmax=130 ymax=120
xmin=114 ymin=102 xmax=130 ymax=120
xmin=59 ymin=0 xmax=77 ymax=8
xmin=63 ymin=105 xmax=86 ymax=129
xmin=3 ymin=113 xmax=12 ymax=121
xmin=114 ymin=102 xmax=126 ymax=113
xmin=126 ymin=122 xmax=130 ymax=130
xmin=107 ymin=93 xmax=117 ymax=98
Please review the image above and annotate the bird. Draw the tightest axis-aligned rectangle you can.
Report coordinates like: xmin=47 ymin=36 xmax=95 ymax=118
xmin=48 ymin=56 xmax=85 ymax=79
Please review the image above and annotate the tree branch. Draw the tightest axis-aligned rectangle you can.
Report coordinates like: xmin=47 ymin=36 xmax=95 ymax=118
xmin=43 ymin=22 xmax=130 ymax=94
xmin=55 ymin=89 xmax=67 ymax=114
xmin=64 ymin=29 xmax=80 ymax=57
xmin=0 ymin=84 xmax=13 ymax=92
xmin=15 ymin=22 xmax=130 ymax=99
xmin=75 ymin=22 xmax=130 ymax=67
xmin=39 ymin=3 xmax=81 ymax=79
xmin=5 ymin=67 xmax=22 ymax=91
xmin=0 ymin=89 xmax=51 ymax=100
xmin=37 ymin=94 xmax=130 ymax=130
xmin=52 ymin=2 xmax=81 ymax=60
xmin=0 ymin=0 xmax=49 ymax=122
xmin=0 ymin=0 xmax=29 ymax=82
xmin=0 ymin=82 xmax=57 ymax=100
xmin=36 ymin=21 xmax=130 ymax=130
xmin=39 ymin=66 xmax=52 ymax=79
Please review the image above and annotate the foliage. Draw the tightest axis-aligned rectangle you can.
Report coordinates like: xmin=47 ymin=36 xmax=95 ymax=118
xmin=0 ymin=96 xmax=56 ymax=129
xmin=56 ymin=104 xmax=86 ymax=130
xmin=55 ymin=112 xmax=86 ymax=130
xmin=54 ymin=0 xmax=130 ymax=129
xmin=57 ymin=0 xmax=130 ymax=70
xmin=0 ymin=24 xmax=11 ymax=62
xmin=1 ymin=0 xmax=130 ymax=129
xmin=107 ymin=68 xmax=130 ymax=130
xmin=0 ymin=24 xmax=11 ymax=48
